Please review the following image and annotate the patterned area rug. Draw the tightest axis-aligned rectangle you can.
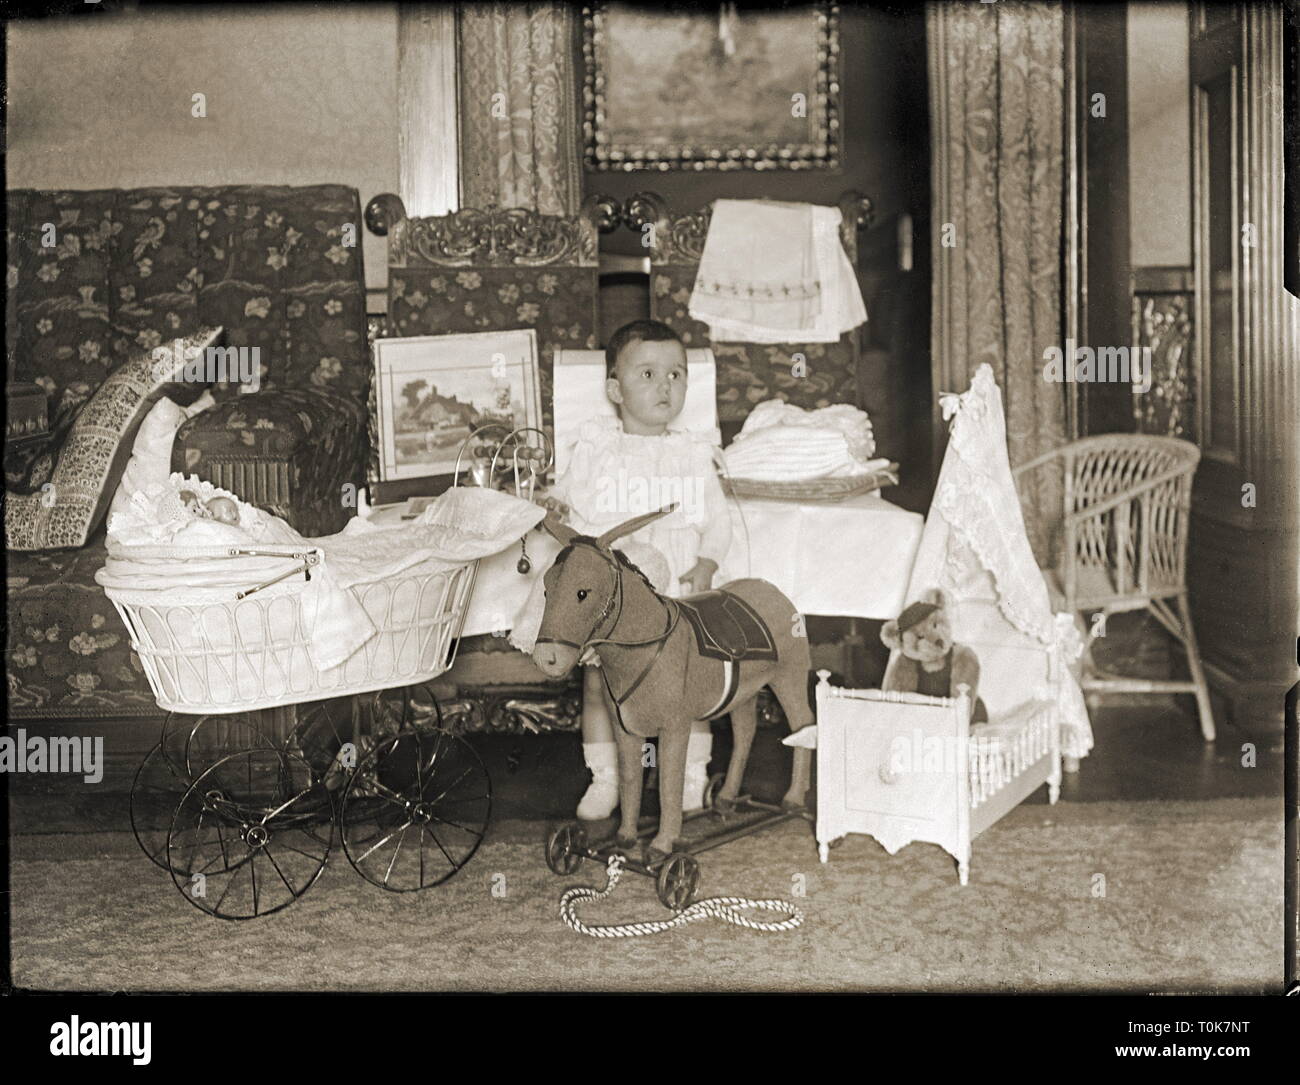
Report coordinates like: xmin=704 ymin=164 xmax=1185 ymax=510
xmin=10 ymin=798 xmax=1281 ymax=993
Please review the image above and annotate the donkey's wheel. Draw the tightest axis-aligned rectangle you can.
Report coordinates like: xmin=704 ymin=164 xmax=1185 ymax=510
xmin=130 ymin=743 xmax=192 ymax=872
xmin=701 ymin=773 xmax=727 ymax=811
xmin=545 ymin=823 xmax=587 ymax=875
xmin=656 ymin=852 xmax=700 ymax=911
xmin=167 ymin=747 xmax=332 ymax=920
xmin=339 ymin=728 xmax=491 ymax=892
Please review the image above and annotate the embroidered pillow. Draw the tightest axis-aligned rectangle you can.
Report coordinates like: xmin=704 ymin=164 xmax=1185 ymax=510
xmin=5 ymin=327 xmax=223 ymax=550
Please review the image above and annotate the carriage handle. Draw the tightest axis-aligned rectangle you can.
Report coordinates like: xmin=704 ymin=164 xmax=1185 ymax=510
xmin=231 ymin=547 xmax=322 ymax=600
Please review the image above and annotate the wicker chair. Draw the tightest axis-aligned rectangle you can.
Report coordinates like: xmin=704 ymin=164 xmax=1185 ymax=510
xmin=1013 ymin=435 xmax=1214 ymax=741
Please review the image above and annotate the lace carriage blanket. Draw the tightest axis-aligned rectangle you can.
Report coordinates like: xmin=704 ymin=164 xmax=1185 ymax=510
xmin=912 ymin=364 xmax=1094 ymax=760
xmin=101 ymin=481 xmax=544 ymax=671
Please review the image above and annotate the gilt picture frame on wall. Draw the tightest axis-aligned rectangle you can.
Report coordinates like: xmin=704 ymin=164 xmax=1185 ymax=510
xmin=583 ymin=2 xmax=840 ymax=172
xmin=374 ymin=330 xmax=542 ymax=482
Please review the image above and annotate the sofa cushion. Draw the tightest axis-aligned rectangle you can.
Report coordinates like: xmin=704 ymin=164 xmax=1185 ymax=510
xmin=6 ymin=531 xmax=160 ymax=717
xmin=6 ymin=184 xmax=370 ymax=443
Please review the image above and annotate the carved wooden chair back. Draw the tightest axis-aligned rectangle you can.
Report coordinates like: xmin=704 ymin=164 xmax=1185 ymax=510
xmin=623 ymin=191 xmax=874 ymax=427
xmin=364 ymin=194 xmax=621 ymax=482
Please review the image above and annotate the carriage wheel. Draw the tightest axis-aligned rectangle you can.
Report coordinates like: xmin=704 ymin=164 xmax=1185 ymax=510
xmin=544 ymin=823 xmax=587 ymax=875
xmin=166 ymin=747 xmax=332 ymax=919
xmin=339 ymin=727 xmax=491 ymax=892
xmin=655 ymin=852 xmax=700 ymax=910
xmin=178 ymin=711 xmax=275 ymax=780
xmin=393 ymin=682 xmax=445 ymax=732
xmin=130 ymin=743 xmax=192 ymax=872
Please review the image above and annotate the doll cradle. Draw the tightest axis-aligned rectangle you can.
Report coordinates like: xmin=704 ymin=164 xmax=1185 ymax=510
xmin=790 ymin=364 xmax=1092 ymax=884
xmin=811 ymin=627 xmax=1063 ymax=886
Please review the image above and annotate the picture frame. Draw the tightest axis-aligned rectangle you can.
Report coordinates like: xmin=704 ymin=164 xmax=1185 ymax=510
xmin=583 ymin=2 xmax=840 ymax=172
xmin=373 ymin=329 xmax=542 ymax=484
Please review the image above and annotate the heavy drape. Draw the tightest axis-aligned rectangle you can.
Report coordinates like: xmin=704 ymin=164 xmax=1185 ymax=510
xmin=457 ymin=2 xmax=581 ymax=215
xmin=927 ymin=1 xmax=1066 ymax=558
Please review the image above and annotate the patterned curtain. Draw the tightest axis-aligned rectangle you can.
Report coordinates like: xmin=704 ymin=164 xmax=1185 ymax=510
xmin=926 ymin=1 xmax=1066 ymax=559
xmin=457 ymin=2 xmax=581 ymax=215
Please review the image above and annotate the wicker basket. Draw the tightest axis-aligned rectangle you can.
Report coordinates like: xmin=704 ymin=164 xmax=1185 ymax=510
xmin=722 ymin=463 xmax=898 ymax=501
xmin=99 ymin=550 xmax=478 ymax=715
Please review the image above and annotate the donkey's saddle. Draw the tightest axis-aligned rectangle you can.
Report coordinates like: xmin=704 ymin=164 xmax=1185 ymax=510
xmin=677 ymin=590 xmax=778 ymax=664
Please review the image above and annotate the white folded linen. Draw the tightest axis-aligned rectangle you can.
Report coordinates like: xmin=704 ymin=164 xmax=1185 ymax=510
xmin=688 ymin=199 xmax=867 ymax=343
xmin=721 ymin=399 xmax=884 ymax=481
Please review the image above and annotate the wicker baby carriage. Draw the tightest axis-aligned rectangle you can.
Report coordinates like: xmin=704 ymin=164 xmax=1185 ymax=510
xmin=100 ymin=521 xmax=491 ymax=920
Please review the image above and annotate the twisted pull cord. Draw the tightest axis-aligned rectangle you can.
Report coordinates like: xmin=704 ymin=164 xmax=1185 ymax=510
xmin=559 ymin=854 xmax=805 ymax=938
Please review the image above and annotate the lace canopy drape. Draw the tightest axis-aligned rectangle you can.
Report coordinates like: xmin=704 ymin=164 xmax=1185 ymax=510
xmin=457 ymin=2 xmax=582 ymax=216
xmin=927 ymin=1 xmax=1066 ymax=559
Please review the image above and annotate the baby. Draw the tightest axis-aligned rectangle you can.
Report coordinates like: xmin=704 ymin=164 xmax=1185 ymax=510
xmin=514 ymin=319 xmax=731 ymax=819
xmin=178 ymin=489 xmax=241 ymax=526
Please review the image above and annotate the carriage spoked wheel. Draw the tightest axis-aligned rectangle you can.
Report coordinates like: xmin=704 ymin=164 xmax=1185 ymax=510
xmin=166 ymin=746 xmax=332 ymax=919
xmin=339 ymin=726 xmax=491 ymax=892
xmin=391 ymin=681 xmax=446 ymax=733
xmin=655 ymin=852 xmax=700 ymax=911
xmin=544 ymin=823 xmax=587 ymax=875
xmin=170 ymin=711 xmax=275 ymax=780
xmin=132 ymin=711 xmax=277 ymax=874
xmin=130 ymin=742 xmax=194 ymax=872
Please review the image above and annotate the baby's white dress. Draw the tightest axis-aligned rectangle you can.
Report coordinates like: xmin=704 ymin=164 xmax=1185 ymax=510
xmin=509 ymin=417 xmax=731 ymax=655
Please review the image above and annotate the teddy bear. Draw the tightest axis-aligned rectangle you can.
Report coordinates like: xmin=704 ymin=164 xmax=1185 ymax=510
xmin=880 ymin=587 xmax=988 ymax=725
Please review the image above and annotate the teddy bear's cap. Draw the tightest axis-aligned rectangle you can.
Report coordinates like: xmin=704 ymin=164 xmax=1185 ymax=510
xmin=896 ymin=600 xmax=940 ymax=633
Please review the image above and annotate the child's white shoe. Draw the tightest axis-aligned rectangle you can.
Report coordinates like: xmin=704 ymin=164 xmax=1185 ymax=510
xmin=576 ymin=741 xmax=619 ymax=820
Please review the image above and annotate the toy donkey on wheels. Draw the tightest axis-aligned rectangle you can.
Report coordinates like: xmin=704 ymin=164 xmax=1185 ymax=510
xmin=532 ymin=506 xmax=814 ymax=864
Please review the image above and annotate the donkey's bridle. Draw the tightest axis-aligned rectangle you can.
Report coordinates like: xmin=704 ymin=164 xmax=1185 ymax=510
xmin=535 ymin=539 xmax=681 ymax=706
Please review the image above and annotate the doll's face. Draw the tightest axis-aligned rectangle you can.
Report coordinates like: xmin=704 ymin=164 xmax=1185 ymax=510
xmin=179 ymin=490 xmax=205 ymax=517
xmin=605 ymin=339 xmax=687 ymax=435
xmin=900 ymin=612 xmax=952 ymax=665
xmin=205 ymin=497 xmax=240 ymax=526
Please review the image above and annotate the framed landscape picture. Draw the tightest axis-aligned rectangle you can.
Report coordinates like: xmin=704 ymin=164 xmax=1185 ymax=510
xmin=583 ymin=2 xmax=840 ymax=172
xmin=374 ymin=329 xmax=542 ymax=483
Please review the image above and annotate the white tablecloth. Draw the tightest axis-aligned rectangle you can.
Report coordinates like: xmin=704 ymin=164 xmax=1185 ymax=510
xmin=716 ymin=493 xmax=923 ymax=619
xmin=369 ymin=493 xmax=923 ymax=637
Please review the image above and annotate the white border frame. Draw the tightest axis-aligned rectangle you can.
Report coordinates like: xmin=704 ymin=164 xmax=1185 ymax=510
xmin=374 ymin=329 xmax=541 ymax=482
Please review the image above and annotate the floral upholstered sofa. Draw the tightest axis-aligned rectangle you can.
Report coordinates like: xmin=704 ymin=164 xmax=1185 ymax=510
xmin=5 ymin=184 xmax=370 ymax=720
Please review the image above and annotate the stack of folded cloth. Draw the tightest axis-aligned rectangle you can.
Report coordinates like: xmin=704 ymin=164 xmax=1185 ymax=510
xmin=688 ymin=199 xmax=867 ymax=344
xmin=722 ymin=401 xmax=893 ymax=482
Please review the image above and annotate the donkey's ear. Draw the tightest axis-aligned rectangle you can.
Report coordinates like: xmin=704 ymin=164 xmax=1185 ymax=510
xmin=540 ymin=509 xmax=578 ymax=545
xmin=596 ymin=503 xmax=678 ymax=548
